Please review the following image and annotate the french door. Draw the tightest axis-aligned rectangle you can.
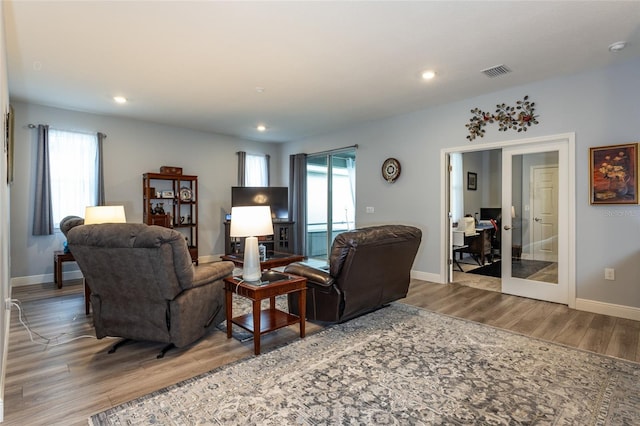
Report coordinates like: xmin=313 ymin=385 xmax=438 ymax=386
xmin=501 ymin=140 xmax=570 ymax=304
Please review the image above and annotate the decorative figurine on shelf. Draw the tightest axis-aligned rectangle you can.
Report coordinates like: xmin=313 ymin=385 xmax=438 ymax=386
xmin=153 ymin=203 xmax=165 ymax=214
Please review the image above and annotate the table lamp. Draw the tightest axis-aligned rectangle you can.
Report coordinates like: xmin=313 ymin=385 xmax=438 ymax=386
xmin=230 ymin=205 xmax=273 ymax=281
xmin=84 ymin=205 xmax=127 ymax=224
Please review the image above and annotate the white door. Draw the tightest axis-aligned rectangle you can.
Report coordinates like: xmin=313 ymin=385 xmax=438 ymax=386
xmin=531 ymin=166 xmax=558 ymax=262
xmin=501 ymin=141 xmax=569 ymax=304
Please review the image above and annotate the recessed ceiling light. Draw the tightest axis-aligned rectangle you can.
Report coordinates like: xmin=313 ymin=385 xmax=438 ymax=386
xmin=255 ymin=87 xmax=265 ymax=93
xmin=421 ymin=70 xmax=436 ymax=80
xmin=608 ymin=41 xmax=627 ymax=52
xmin=113 ymin=96 xmax=127 ymax=104
xmin=257 ymin=124 xmax=267 ymax=132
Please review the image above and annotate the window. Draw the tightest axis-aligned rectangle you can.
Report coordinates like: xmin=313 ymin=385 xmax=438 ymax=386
xmin=48 ymin=129 xmax=99 ymax=228
xmin=245 ymin=153 xmax=269 ymax=186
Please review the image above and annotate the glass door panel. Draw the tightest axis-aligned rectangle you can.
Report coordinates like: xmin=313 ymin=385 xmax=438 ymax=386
xmin=502 ymin=143 xmax=567 ymax=303
xmin=331 ymin=153 xmax=356 ymax=243
xmin=306 ymin=156 xmax=329 ymax=260
xmin=306 ymin=149 xmax=356 ymax=260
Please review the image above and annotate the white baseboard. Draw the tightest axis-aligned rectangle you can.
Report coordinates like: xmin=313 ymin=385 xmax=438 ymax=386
xmin=411 ymin=272 xmax=640 ymax=321
xmin=411 ymin=270 xmax=443 ymax=284
xmin=10 ymin=270 xmax=84 ymax=287
xmin=575 ymin=298 xmax=640 ymax=322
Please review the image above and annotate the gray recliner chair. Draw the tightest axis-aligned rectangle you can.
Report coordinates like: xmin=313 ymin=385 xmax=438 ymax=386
xmin=67 ymin=223 xmax=234 ymax=357
xmin=285 ymin=224 xmax=422 ymax=323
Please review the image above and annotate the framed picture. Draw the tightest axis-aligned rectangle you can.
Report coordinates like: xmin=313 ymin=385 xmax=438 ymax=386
xmin=589 ymin=143 xmax=638 ymax=205
xmin=161 ymin=190 xmax=175 ymax=199
xmin=467 ymin=172 xmax=477 ymax=190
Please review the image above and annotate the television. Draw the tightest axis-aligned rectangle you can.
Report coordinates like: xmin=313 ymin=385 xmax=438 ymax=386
xmin=231 ymin=186 xmax=289 ymax=221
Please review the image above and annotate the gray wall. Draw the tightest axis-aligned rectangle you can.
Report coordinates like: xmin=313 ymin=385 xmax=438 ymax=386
xmin=280 ymin=57 xmax=640 ymax=310
xmin=9 ymin=102 xmax=283 ymax=281
xmin=8 ymin=58 xmax=640 ymax=311
xmin=1 ymin=6 xmax=11 ymax=412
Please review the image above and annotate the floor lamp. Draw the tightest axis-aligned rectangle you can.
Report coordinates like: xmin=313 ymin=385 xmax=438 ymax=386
xmin=230 ymin=205 xmax=274 ymax=281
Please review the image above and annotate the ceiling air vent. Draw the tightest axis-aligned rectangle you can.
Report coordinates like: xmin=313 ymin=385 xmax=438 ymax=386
xmin=481 ymin=64 xmax=511 ymax=78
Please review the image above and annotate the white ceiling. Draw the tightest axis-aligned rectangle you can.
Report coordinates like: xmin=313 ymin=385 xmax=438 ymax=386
xmin=4 ymin=1 xmax=640 ymax=143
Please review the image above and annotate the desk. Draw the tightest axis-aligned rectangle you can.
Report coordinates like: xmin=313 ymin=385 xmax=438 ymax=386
xmin=53 ymin=250 xmax=75 ymax=289
xmin=457 ymin=228 xmax=492 ymax=265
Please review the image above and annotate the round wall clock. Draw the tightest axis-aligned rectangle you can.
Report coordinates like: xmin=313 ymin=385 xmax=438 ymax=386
xmin=179 ymin=187 xmax=193 ymax=201
xmin=382 ymin=158 xmax=401 ymax=183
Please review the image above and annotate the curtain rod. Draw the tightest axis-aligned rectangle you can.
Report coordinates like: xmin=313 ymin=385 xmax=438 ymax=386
xmin=27 ymin=123 xmax=107 ymax=138
xmin=309 ymin=144 xmax=358 ymax=156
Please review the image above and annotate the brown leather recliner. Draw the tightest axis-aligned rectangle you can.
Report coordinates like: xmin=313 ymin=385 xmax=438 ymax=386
xmin=284 ymin=224 xmax=422 ymax=323
xmin=68 ymin=223 xmax=234 ymax=357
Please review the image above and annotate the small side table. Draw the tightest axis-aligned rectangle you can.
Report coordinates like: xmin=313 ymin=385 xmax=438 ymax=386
xmin=53 ymin=250 xmax=75 ymax=289
xmin=224 ymin=271 xmax=306 ymax=355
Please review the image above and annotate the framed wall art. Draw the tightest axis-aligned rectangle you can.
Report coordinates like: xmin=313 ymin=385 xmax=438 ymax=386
xmin=467 ymin=172 xmax=477 ymax=190
xmin=589 ymin=143 xmax=638 ymax=205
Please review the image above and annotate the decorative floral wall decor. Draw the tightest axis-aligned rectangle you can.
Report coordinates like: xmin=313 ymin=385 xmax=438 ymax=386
xmin=465 ymin=96 xmax=539 ymax=141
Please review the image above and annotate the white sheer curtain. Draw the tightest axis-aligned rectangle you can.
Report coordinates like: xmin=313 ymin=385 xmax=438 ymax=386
xmin=450 ymin=152 xmax=464 ymax=225
xmin=48 ymin=129 xmax=99 ymax=227
xmin=245 ymin=153 xmax=269 ymax=186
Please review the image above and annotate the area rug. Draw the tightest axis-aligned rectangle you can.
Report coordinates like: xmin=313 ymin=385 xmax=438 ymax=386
xmin=89 ymin=303 xmax=640 ymax=425
xmin=467 ymin=259 xmax=553 ymax=278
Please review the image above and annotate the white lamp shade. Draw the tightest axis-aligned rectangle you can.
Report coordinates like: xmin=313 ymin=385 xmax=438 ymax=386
xmin=229 ymin=206 xmax=273 ymax=281
xmin=84 ymin=206 xmax=127 ymax=225
xmin=229 ymin=206 xmax=274 ymax=237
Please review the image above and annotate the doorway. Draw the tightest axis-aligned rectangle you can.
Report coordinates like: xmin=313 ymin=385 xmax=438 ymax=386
xmin=442 ymin=133 xmax=576 ymax=307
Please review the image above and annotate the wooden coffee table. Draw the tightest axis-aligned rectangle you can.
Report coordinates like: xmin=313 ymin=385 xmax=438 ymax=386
xmin=221 ymin=252 xmax=304 ymax=271
xmin=224 ymin=271 xmax=306 ymax=355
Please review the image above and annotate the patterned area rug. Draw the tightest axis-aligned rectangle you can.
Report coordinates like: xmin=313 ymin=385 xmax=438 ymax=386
xmin=90 ymin=303 xmax=640 ymax=425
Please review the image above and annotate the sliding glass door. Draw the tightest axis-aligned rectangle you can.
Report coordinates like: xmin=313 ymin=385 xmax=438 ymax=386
xmin=306 ymin=149 xmax=356 ymax=260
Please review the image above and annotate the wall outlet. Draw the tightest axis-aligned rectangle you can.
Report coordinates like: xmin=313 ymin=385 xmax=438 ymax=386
xmin=5 ymin=298 xmax=12 ymax=310
xmin=366 ymin=206 xmax=375 ymax=213
xmin=604 ymin=268 xmax=615 ymax=281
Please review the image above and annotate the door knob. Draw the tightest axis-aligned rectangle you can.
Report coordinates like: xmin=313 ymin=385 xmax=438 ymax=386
xmin=503 ymin=225 xmax=512 ymax=230
xmin=534 ymin=217 xmax=542 ymax=222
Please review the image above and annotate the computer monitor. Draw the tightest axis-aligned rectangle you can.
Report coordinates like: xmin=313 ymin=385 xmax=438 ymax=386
xmin=480 ymin=207 xmax=501 ymax=222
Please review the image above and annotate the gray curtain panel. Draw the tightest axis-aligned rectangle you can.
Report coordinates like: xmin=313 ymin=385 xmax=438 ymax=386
xmin=96 ymin=132 xmax=106 ymax=206
xmin=289 ymin=153 xmax=307 ymax=255
xmin=33 ymin=124 xmax=53 ymax=235
xmin=265 ymin=154 xmax=271 ymax=186
xmin=237 ymin=151 xmax=246 ymax=186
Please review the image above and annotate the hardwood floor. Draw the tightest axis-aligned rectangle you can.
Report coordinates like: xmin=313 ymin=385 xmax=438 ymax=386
xmin=4 ymin=278 xmax=639 ymax=425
